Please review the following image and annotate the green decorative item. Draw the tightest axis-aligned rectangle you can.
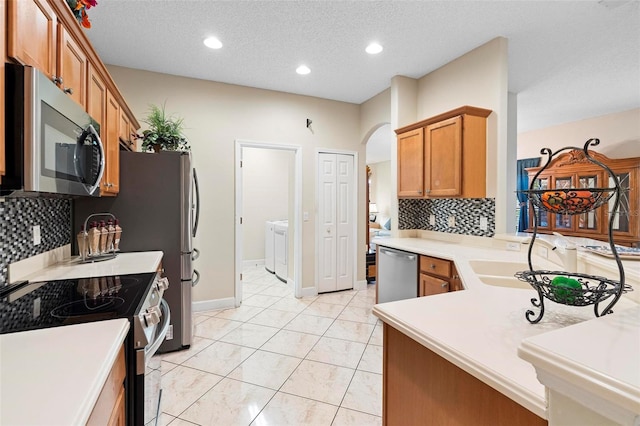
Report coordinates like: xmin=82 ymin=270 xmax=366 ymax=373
xmin=135 ymin=103 xmax=190 ymax=153
xmin=550 ymin=276 xmax=582 ymax=304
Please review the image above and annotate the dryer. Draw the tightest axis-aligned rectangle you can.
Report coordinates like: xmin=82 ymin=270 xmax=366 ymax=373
xmin=274 ymin=220 xmax=288 ymax=282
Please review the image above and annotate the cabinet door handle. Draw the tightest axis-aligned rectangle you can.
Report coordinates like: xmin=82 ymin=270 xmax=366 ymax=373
xmin=441 ymin=283 xmax=448 ymax=288
xmin=417 ymin=190 xmax=422 ymax=194
xmin=52 ymin=76 xmax=63 ymax=84
xmin=430 ymin=264 xmax=436 ymax=269
xmin=64 ymin=87 xmax=73 ymax=95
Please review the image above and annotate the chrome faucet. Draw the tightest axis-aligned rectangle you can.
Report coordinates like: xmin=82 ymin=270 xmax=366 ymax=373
xmin=525 ymin=232 xmax=578 ymax=273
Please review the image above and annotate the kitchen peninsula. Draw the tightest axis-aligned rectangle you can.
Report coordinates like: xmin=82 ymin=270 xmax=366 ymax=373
xmin=372 ymin=237 xmax=640 ymax=425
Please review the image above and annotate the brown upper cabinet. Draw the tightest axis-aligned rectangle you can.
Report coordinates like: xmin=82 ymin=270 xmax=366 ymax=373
xmin=526 ymin=149 xmax=640 ymax=246
xmin=396 ymin=106 xmax=492 ymax=199
xmin=1 ymin=0 xmax=6 ymax=177
xmin=5 ymin=0 xmax=140 ymax=194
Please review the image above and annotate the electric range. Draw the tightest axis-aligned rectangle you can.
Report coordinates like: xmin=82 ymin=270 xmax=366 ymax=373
xmin=0 ymin=271 xmax=170 ymax=425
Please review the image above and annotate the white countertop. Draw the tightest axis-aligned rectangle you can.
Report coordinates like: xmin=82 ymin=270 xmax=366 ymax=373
xmin=372 ymin=236 xmax=639 ymax=420
xmin=0 ymin=319 xmax=130 ymax=425
xmin=18 ymin=251 xmax=163 ymax=283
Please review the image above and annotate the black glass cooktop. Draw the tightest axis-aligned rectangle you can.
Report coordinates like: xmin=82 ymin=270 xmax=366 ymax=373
xmin=0 ymin=272 xmax=156 ymax=335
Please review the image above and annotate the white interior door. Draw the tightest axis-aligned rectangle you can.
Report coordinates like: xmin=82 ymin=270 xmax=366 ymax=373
xmin=318 ymin=152 xmax=354 ymax=293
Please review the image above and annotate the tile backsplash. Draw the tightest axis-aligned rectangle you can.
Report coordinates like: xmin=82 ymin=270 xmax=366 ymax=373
xmin=398 ymin=198 xmax=495 ymax=237
xmin=0 ymin=197 xmax=71 ymax=286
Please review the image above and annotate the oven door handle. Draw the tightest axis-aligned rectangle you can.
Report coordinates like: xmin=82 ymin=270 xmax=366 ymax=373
xmin=145 ymin=299 xmax=171 ymax=358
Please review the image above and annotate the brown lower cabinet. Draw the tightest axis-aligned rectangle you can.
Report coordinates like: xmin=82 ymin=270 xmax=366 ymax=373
xmin=383 ymin=324 xmax=547 ymax=426
xmin=87 ymin=345 xmax=126 ymax=425
xmin=419 ymin=255 xmax=463 ymax=296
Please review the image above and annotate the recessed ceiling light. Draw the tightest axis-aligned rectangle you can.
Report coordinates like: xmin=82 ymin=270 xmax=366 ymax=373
xmin=366 ymin=42 xmax=383 ymax=55
xmin=296 ymin=65 xmax=311 ymax=75
xmin=203 ymin=37 xmax=223 ymax=49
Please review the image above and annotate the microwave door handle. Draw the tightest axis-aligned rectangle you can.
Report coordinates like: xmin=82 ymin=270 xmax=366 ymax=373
xmin=77 ymin=124 xmax=104 ymax=195
xmin=192 ymin=168 xmax=200 ymax=238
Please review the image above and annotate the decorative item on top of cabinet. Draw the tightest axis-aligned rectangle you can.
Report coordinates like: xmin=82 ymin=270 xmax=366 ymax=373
xmin=526 ymin=147 xmax=639 ymax=246
xmin=419 ymin=255 xmax=463 ymax=296
xmin=396 ymin=106 xmax=492 ymax=199
xmin=135 ymin=103 xmax=191 ymax=153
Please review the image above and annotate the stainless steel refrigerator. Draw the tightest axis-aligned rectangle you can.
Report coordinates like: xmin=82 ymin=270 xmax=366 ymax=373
xmin=74 ymin=150 xmax=200 ymax=353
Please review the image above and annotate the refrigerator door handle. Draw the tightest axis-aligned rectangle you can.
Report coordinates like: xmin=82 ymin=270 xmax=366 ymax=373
xmin=192 ymin=248 xmax=200 ymax=261
xmin=192 ymin=269 xmax=200 ymax=287
xmin=192 ymin=168 xmax=200 ymax=238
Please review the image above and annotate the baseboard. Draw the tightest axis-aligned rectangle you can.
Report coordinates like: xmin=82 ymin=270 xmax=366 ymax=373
xmin=242 ymin=259 xmax=265 ymax=269
xmin=299 ymin=285 xmax=318 ymax=298
xmin=354 ymin=279 xmax=367 ymax=291
xmin=192 ymin=297 xmax=235 ymax=312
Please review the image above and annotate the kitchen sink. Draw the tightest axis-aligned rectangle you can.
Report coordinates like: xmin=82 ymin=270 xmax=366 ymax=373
xmin=476 ymin=274 xmax=531 ymax=290
xmin=468 ymin=260 xmax=530 ymax=276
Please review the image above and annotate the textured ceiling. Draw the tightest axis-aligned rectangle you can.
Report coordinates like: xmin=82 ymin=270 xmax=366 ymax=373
xmin=86 ymin=0 xmax=640 ymax=135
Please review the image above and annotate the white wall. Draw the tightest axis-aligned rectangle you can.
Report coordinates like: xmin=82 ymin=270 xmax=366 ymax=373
xmin=518 ymin=108 xmax=640 ymax=160
xmin=108 ymin=66 xmax=362 ymax=302
xmin=242 ymin=147 xmax=292 ymax=262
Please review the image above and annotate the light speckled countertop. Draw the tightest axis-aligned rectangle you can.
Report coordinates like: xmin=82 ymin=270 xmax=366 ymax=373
xmin=371 ymin=237 xmax=639 ymax=420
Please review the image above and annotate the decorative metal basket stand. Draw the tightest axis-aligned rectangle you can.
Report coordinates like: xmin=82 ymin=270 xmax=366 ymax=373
xmin=516 ymin=138 xmax=630 ymax=324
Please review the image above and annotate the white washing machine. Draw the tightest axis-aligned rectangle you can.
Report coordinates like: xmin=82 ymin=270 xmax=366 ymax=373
xmin=264 ymin=220 xmax=277 ymax=273
xmin=274 ymin=220 xmax=288 ymax=282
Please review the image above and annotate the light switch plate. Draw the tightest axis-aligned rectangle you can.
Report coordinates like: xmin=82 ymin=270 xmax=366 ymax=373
xmin=32 ymin=225 xmax=41 ymax=246
xmin=429 ymin=214 xmax=435 ymax=226
xmin=303 ymin=211 xmax=309 ymax=222
xmin=479 ymin=217 xmax=488 ymax=231
xmin=447 ymin=216 xmax=456 ymax=228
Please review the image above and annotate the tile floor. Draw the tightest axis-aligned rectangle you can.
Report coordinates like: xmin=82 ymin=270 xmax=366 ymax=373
xmin=157 ymin=265 xmax=382 ymax=425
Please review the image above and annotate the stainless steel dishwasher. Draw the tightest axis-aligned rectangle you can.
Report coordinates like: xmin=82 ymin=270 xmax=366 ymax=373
xmin=377 ymin=246 xmax=418 ymax=303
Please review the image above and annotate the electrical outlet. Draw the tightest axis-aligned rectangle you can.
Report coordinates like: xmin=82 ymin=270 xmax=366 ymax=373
xmin=429 ymin=214 xmax=435 ymax=226
xmin=505 ymin=242 xmax=521 ymax=251
xmin=32 ymin=225 xmax=41 ymax=246
xmin=537 ymin=246 xmax=549 ymax=258
xmin=479 ymin=217 xmax=488 ymax=231
xmin=447 ymin=216 xmax=456 ymax=227
xmin=303 ymin=211 xmax=309 ymax=222
xmin=33 ymin=297 xmax=41 ymax=318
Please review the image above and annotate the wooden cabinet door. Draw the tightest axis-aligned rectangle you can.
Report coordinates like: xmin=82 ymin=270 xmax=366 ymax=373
xmin=118 ymin=108 xmax=133 ymax=150
xmin=420 ymin=273 xmax=449 ymax=297
xmin=57 ymin=24 xmax=87 ymax=108
xmin=425 ymin=115 xmax=462 ymax=197
xmin=106 ymin=386 xmax=125 ymax=426
xmin=102 ymin=91 xmax=120 ymax=195
xmin=1 ymin=0 xmax=6 ymax=177
xmin=7 ymin=0 xmax=57 ymax=78
xmin=87 ymin=64 xmax=108 ymax=193
xmin=397 ymin=128 xmax=424 ymax=197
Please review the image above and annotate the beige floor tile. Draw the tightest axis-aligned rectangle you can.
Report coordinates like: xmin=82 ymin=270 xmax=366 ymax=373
xmin=242 ymin=294 xmax=282 ymax=308
xmin=269 ymin=297 xmax=313 ymax=313
xmin=261 ymin=329 xmax=320 ymax=358
xmin=251 ymin=392 xmax=337 ymax=426
xmin=316 ymin=291 xmax=356 ymax=306
xmin=341 ymin=370 xmax=383 ymax=417
xmin=165 ymin=419 xmax=193 ymax=426
xmin=179 ymin=378 xmax=275 ymax=426
xmin=281 ymin=360 xmax=354 ymax=405
xmin=325 ymin=319 xmax=375 ymax=343
xmin=161 ymin=360 xmax=178 ymax=376
xmin=357 ymin=344 xmax=383 ymax=374
xmin=219 ymin=323 xmax=280 ymax=348
xmin=194 ymin=317 xmax=243 ymax=340
xmin=306 ymin=336 xmax=366 ymax=369
xmin=338 ymin=306 xmax=378 ymax=324
xmin=183 ymin=341 xmax=256 ymax=376
xmin=259 ymin=284 xmax=293 ymax=297
xmin=160 ymin=365 xmax=223 ymax=417
xmin=215 ymin=305 xmax=264 ymax=322
xmin=302 ymin=301 xmax=346 ymax=319
xmin=228 ymin=350 xmax=302 ymax=390
xmin=243 ymin=282 xmax=270 ymax=295
xmin=247 ymin=308 xmax=298 ymax=328
xmin=159 ymin=336 xmax=214 ymax=365
xmin=332 ymin=407 xmax=382 ymax=426
xmin=347 ymin=295 xmax=376 ymax=309
xmin=153 ymin=412 xmax=175 ymax=426
xmin=193 ymin=312 xmax=214 ymax=325
xmin=368 ymin=323 xmax=383 ymax=346
xmin=284 ymin=314 xmax=335 ymax=335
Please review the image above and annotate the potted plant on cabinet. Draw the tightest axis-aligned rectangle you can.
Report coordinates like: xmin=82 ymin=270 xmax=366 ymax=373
xmin=135 ymin=103 xmax=190 ymax=152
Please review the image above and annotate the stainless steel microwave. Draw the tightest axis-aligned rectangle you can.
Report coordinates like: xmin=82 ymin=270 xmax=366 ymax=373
xmin=2 ymin=64 xmax=105 ymax=197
